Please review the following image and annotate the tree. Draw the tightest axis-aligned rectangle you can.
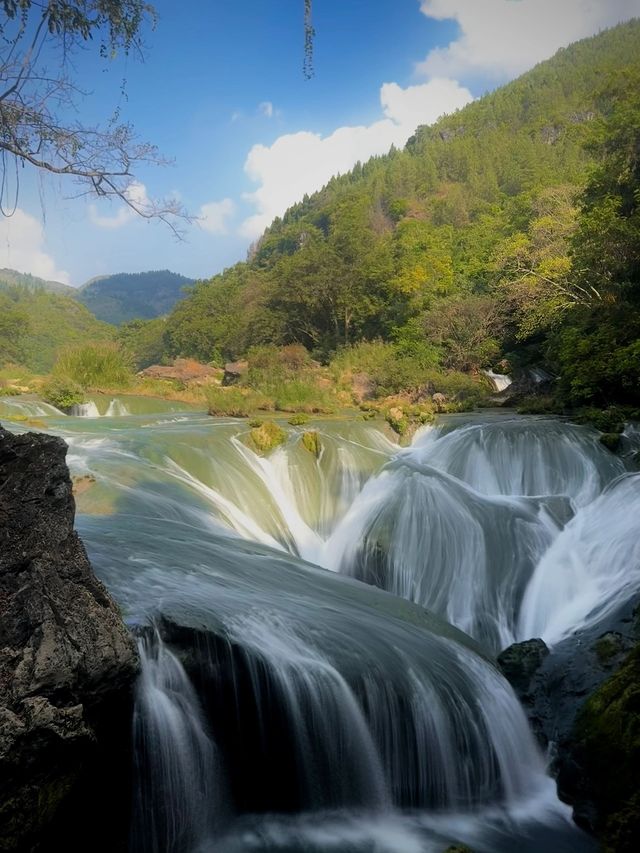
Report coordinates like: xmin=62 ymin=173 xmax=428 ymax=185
xmin=0 ymin=1 xmax=186 ymax=230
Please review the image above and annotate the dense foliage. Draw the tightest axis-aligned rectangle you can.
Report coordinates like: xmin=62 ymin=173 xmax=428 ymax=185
xmin=149 ymin=21 xmax=640 ymax=408
xmin=0 ymin=283 xmax=114 ymax=372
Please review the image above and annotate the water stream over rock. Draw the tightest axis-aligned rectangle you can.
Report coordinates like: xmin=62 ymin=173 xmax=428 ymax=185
xmin=4 ymin=398 xmax=636 ymax=851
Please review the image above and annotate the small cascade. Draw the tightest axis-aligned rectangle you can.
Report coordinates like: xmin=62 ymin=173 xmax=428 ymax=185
xmin=71 ymin=400 xmax=101 ymax=418
xmin=519 ymin=473 xmax=640 ymax=645
xmin=223 ymin=612 xmax=391 ymax=812
xmin=132 ymin=633 xmax=224 ymax=853
xmin=325 ymin=459 xmax=566 ymax=651
xmin=483 ymin=370 xmax=513 ymax=392
xmin=407 ymin=417 xmax=625 ymax=507
xmin=0 ymin=397 xmax=65 ymax=418
xmin=105 ymin=398 xmax=130 ymax=416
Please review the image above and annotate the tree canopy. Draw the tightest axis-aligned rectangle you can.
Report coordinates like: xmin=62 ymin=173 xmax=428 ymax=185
xmin=0 ymin=0 xmax=186 ymax=228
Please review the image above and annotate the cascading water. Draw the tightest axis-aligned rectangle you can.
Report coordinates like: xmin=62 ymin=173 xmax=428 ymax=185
xmin=132 ymin=633 xmax=224 ymax=853
xmin=6 ymin=401 xmax=631 ymax=851
xmin=482 ymin=370 xmax=513 ymax=392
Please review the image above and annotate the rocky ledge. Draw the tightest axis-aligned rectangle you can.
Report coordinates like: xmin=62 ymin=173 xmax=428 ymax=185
xmin=0 ymin=425 xmax=138 ymax=852
xmin=498 ymin=599 xmax=640 ymax=853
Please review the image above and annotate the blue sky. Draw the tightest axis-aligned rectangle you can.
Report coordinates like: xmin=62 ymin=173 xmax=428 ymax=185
xmin=1 ymin=0 xmax=639 ymax=286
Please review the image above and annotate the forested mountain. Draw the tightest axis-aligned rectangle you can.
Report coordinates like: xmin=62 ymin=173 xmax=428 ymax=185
xmin=76 ymin=270 xmax=193 ymax=325
xmin=154 ymin=20 xmax=640 ymax=407
xmin=0 ymin=268 xmax=75 ymax=298
xmin=0 ymin=286 xmax=113 ymax=373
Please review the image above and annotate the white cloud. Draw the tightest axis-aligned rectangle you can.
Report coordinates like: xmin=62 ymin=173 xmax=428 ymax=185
xmin=198 ymin=198 xmax=236 ymax=235
xmin=89 ymin=181 xmax=151 ymax=229
xmin=259 ymin=101 xmax=275 ymax=118
xmin=417 ymin=0 xmax=640 ymax=80
xmin=0 ymin=208 xmax=70 ymax=284
xmin=240 ymin=78 xmax=472 ymax=237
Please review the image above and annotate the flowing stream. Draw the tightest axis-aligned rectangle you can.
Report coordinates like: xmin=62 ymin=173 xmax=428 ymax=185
xmin=3 ymin=397 xmax=638 ymax=852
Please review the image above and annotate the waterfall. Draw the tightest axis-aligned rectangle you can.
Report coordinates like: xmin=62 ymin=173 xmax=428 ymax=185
xmin=519 ymin=473 xmax=640 ymax=645
xmin=36 ymin=410 xmax=626 ymax=851
xmin=71 ymin=400 xmax=101 ymax=417
xmin=325 ymin=460 xmax=567 ymax=651
xmin=483 ymin=370 xmax=513 ymax=392
xmin=106 ymin=397 xmax=130 ymax=416
xmin=132 ymin=633 xmax=224 ymax=853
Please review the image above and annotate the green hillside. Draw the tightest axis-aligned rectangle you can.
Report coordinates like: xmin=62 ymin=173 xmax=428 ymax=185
xmin=0 ymin=285 xmax=114 ymax=374
xmin=0 ymin=268 xmax=76 ymax=298
xmin=77 ymin=270 xmax=193 ymax=325
xmin=157 ymin=20 xmax=640 ymax=408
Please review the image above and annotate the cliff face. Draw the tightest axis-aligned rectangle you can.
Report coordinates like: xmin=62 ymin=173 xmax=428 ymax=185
xmin=0 ymin=425 xmax=138 ymax=851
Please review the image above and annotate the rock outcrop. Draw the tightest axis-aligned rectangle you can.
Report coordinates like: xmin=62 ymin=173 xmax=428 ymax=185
xmin=0 ymin=425 xmax=138 ymax=851
xmin=499 ymin=598 xmax=640 ymax=852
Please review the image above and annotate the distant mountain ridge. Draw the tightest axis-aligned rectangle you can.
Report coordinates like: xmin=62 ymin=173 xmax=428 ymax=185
xmin=0 ymin=268 xmax=75 ymax=298
xmin=75 ymin=269 xmax=194 ymax=325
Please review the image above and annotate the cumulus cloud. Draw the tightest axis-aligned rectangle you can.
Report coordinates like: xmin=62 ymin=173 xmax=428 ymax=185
xmin=88 ymin=181 xmax=151 ymax=229
xmin=240 ymin=78 xmax=472 ymax=237
xmin=0 ymin=208 xmax=70 ymax=284
xmin=198 ymin=198 xmax=236 ymax=235
xmin=417 ymin=0 xmax=640 ymax=80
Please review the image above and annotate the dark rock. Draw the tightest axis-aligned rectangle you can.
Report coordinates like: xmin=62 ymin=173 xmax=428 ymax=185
xmin=599 ymin=432 xmax=622 ymax=452
xmin=223 ymin=359 xmax=249 ymax=385
xmin=498 ymin=638 xmax=549 ymax=696
xmin=0 ymin=425 xmax=138 ymax=851
xmin=503 ymin=595 xmax=640 ymax=848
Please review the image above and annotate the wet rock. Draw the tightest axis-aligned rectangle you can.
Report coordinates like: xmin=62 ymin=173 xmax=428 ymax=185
xmin=0 ymin=425 xmax=138 ymax=851
xmin=502 ymin=596 xmax=640 ymax=848
xmin=599 ymin=432 xmax=622 ymax=453
xmin=497 ymin=638 xmax=549 ymax=696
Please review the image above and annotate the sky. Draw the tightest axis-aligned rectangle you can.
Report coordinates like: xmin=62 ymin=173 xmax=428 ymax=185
xmin=1 ymin=0 xmax=639 ymax=287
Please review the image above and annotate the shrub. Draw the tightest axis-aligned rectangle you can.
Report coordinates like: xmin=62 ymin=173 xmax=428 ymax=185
xmin=41 ymin=376 xmax=86 ymax=410
xmin=53 ymin=342 xmax=133 ymax=389
xmin=273 ymin=380 xmax=333 ymax=413
xmin=301 ymin=430 xmax=321 ymax=456
xmin=205 ymin=386 xmax=274 ymax=417
xmin=288 ymin=412 xmax=310 ymax=426
xmin=250 ymin=420 xmax=287 ymax=453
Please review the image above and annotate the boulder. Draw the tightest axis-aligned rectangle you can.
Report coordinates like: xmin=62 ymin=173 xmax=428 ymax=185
xmin=138 ymin=357 xmax=223 ymax=384
xmin=499 ymin=596 xmax=640 ymax=849
xmin=223 ymin=360 xmax=249 ymax=385
xmin=0 ymin=425 xmax=138 ymax=851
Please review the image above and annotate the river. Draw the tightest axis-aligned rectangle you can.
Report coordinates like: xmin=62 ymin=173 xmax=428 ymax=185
xmin=2 ymin=394 xmax=638 ymax=852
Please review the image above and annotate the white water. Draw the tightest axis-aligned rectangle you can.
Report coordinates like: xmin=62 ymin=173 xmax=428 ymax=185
xmin=133 ymin=635 xmax=224 ymax=853
xmin=71 ymin=400 xmax=101 ymax=418
xmin=11 ymin=408 xmax=631 ymax=852
xmin=483 ymin=370 xmax=513 ymax=392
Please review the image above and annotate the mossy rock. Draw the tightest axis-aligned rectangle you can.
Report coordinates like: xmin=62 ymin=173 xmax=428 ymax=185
xmin=385 ymin=407 xmax=409 ymax=436
xmin=248 ymin=418 xmax=264 ymax=428
xmin=288 ymin=413 xmax=310 ymax=426
xmin=572 ymin=643 xmax=640 ymax=851
xmin=600 ymin=432 xmax=622 ymax=452
xmin=250 ymin=420 xmax=287 ymax=453
xmin=301 ymin=430 xmax=320 ymax=456
xmin=443 ymin=846 xmax=474 ymax=853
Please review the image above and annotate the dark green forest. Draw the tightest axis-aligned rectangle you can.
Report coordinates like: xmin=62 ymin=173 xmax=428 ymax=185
xmin=131 ymin=20 xmax=640 ymax=409
xmin=77 ymin=270 xmax=193 ymax=325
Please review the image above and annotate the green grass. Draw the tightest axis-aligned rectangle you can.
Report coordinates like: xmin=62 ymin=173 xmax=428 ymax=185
xmin=205 ymin=386 xmax=274 ymax=417
xmin=53 ymin=342 xmax=133 ymax=390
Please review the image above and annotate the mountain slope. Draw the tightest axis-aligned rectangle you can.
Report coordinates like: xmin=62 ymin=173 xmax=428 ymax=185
xmin=0 ymin=285 xmax=114 ymax=373
xmin=157 ymin=19 xmax=640 ymax=409
xmin=76 ymin=270 xmax=193 ymax=325
xmin=0 ymin=268 xmax=75 ymax=298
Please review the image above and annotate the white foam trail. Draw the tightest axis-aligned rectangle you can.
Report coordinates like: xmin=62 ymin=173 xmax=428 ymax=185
xmin=519 ymin=473 xmax=640 ymax=645
xmin=105 ymin=398 xmax=130 ymax=417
